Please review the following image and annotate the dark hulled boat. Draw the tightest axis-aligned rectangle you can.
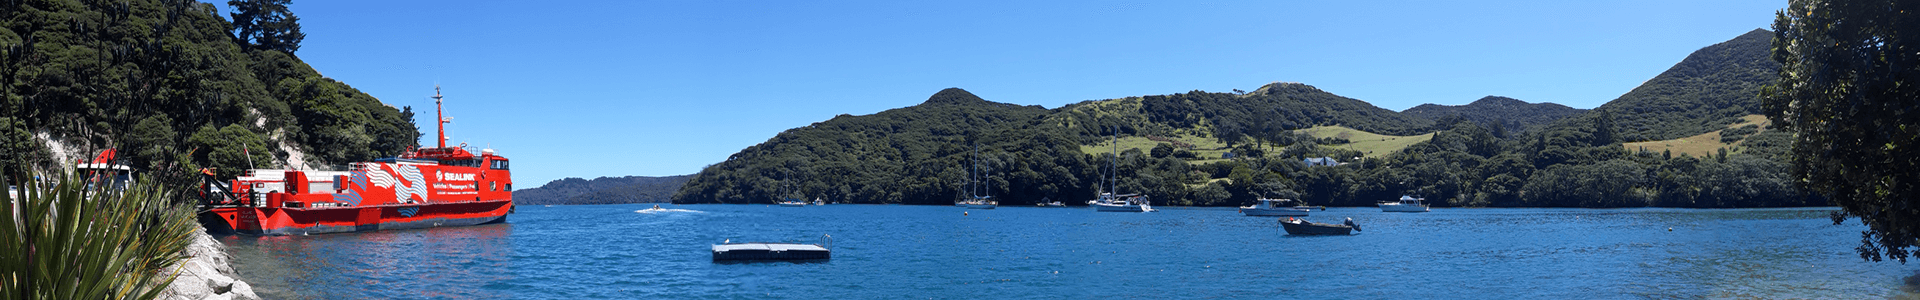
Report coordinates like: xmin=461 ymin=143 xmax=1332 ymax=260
xmin=1280 ymin=218 xmax=1360 ymax=236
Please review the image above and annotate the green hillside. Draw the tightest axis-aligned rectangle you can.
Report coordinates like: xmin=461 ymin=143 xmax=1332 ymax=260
xmin=1295 ymin=126 xmax=1434 ymax=158
xmin=672 ymin=82 xmax=1444 ymax=206
xmin=673 ymin=88 xmax=1093 ymax=205
xmin=1 ymin=1 xmax=417 ymax=184
xmin=675 ymin=29 xmax=1820 ymax=209
xmin=1582 ymin=28 xmax=1781 ymax=142
xmin=1401 ymin=96 xmax=1585 ymax=133
xmin=1623 ymin=115 xmax=1777 ymax=158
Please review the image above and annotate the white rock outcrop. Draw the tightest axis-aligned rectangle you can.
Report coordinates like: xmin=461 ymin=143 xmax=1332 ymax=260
xmin=158 ymin=227 xmax=261 ymax=300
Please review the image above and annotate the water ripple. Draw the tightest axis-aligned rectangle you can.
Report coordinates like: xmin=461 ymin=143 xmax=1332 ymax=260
xmin=220 ymin=205 xmax=1913 ymax=299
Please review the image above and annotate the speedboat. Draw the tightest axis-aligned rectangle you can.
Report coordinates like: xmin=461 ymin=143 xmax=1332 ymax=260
xmin=1241 ymin=198 xmax=1310 ymax=216
xmin=1378 ymin=195 xmax=1429 ymax=212
xmin=1280 ymin=217 xmax=1361 ymax=235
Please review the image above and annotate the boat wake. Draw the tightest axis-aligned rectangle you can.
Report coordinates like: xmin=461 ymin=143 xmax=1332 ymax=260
xmin=635 ymin=208 xmax=703 ymax=214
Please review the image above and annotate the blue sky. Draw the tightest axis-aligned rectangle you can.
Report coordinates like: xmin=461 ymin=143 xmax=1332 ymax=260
xmin=250 ymin=0 xmax=1786 ymax=186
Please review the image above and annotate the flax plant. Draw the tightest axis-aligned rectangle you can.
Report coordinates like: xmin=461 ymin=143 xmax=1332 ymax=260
xmin=0 ymin=171 xmax=199 ymax=300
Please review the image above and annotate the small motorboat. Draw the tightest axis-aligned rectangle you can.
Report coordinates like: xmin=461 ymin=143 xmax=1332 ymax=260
xmin=1241 ymin=198 xmax=1309 ymax=216
xmin=1379 ymin=195 xmax=1429 ymax=212
xmin=1279 ymin=217 xmax=1361 ymax=235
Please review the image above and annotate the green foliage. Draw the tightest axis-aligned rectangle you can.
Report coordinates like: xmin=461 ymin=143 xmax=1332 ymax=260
xmin=1719 ymin=124 xmax=1760 ymax=143
xmin=1762 ymin=0 xmax=1920 ymax=263
xmin=1134 ymin=83 xmax=1432 ymax=140
xmin=676 ymin=30 xmax=1821 ymax=210
xmin=1585 ymin=29 xmax=1780 ymax=142
xmin=1402 ymin=96 xmax=1586 ymax=133
xmin=0 ymin=170 xmax=199 ymax=300
xmin=228 ymin=0 xmax=305 ymax=54
xmin=0 ymin=117 xmax=49 ymax=176
xmin=186 ymin=124 xmax=272 ymax=180
xmin=0 ymin=0 xmax=415 ymax=186
xmin=674 ymin=88 xmax=1093 ymax=205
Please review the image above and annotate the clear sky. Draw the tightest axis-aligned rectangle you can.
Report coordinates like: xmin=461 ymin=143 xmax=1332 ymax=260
xmin=247 ymin=0 xmax=1787 ymax=187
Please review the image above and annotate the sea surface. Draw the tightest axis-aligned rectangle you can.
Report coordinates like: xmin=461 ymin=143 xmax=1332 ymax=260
xmin=219 ymin=204 xmax=1918 ymax=299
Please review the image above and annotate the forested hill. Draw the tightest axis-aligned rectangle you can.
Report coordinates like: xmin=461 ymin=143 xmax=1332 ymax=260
xmin=1401 ymin=96 xmax=1585 ymax=133
xmin=674 ymin=29 xmax=1820 ymax=209
xmin=1578 ymin=28 xmax=1780 ymax=142
xmin=1030 ymin=82 xmax=1433 ymax=147
xmin=1 ymin=1 xmax=418 ymax=186
xmin=515 ymin=175 xmax=692 ymax=205
xmin=673 ymin=88 xmax=1093 ymax=205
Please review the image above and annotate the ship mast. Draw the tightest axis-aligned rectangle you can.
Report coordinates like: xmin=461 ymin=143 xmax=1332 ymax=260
xmin=434 ymin=85 xmax=449 ymax=148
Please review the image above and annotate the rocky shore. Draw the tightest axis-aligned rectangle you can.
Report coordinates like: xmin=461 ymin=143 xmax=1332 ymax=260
xmin=158 ymin=227 xmax=261 ymax=300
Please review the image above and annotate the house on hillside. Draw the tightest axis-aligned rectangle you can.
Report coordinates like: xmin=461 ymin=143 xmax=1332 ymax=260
xmin=1303 ymin=157 xmax=1341 ymax=167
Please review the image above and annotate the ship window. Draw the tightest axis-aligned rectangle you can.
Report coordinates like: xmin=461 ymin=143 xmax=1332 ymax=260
xmin=491 ymin=160 xmax=509 ymax=170
xmin=442 ymin=159 xmax=481 ymax=168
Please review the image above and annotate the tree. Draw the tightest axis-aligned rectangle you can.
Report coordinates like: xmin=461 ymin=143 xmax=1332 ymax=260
xmin=229 ymin=0 xmax=306 ymax=54
xmin=1762 ymin=0 xmax=1920 ymax=263
xmin=1150 ymin=143 xmax=1174 ymax=158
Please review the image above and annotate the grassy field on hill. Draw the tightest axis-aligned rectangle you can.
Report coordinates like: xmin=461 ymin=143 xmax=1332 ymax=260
xmin=1296 ymin=126 xmax=1435 ymax=158
xmin=1079 ymin=134 xmax=1229 ymax=158
xmin=1624 ymin=115 xmax=1771 ymax=157
xmin=1077 ymin=126 xmax=1433 ymax=161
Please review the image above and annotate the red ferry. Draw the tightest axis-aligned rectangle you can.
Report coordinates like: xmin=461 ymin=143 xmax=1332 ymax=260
xmin=199 ymin=87 xmax=514 ymax=235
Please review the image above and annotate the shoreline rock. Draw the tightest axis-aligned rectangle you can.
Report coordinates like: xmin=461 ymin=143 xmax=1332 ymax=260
xmin=158 ymin=226 xmax=261 ymax=300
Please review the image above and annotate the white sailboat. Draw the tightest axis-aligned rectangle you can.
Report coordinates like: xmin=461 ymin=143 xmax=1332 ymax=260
xmin=1088 ymin=126 xmax=1152 ymax=212
xmin=957 ymin=144 xmax=998 ymax=209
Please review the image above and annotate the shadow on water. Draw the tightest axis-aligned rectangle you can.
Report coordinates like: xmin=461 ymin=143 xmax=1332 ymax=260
xmin=710 ymin=259 xmax=830 ymax=265
xmin=1898 ymin=271 xmax=1920 ymax=300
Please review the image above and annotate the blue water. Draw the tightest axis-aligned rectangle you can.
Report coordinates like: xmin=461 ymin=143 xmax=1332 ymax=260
xmin=219 ymin=204 xmax=1917 ymax=299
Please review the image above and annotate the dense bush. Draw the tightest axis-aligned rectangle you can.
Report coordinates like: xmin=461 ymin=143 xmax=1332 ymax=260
xmin=1 ymin=171 xmax=198 ymax=300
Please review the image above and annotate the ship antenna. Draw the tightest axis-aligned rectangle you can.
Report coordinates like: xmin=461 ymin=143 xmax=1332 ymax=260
xmin=434 ymin=85 xmax=448 ymax=148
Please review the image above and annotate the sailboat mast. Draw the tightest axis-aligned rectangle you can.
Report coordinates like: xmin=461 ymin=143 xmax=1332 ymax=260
xmin=434 ymin=85 xmax=447 ymax=148
xmin=1110 ymin=125 xmax=1119 ymax=195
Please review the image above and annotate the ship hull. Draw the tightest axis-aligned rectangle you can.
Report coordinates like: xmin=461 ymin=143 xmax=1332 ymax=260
xmin=201 ymin=199 xmax=512 ymax=236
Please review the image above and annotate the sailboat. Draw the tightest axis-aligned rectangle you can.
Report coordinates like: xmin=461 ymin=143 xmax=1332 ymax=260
xmin=775 ymin=180 xmax=806 ymax=207
xmin=1088 ymin=126 xmax=1153 ymax=212
xmin=957 ymin=144 xmax=998 ymax=209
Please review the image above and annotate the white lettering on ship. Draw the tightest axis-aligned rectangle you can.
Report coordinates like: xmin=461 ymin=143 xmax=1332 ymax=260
xmin=438 ymin=171 xmax=477 ymax=182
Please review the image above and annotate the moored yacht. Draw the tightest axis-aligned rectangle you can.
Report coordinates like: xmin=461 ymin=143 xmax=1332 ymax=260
xmin=1087 ymin=126 xmax=1152 ymax=212
xmin=1089 ymin=193 xmax=1152 ymax=212
xmin=778 ymin=198 xmax=807 ymax=207
xmin=1378 ymin=195 xmax=1429 ymax=212
xmin=957 ymin=144 xmax=998 ymax=209
xmin=1241 ymin=198 xmax=1310 ymax=216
